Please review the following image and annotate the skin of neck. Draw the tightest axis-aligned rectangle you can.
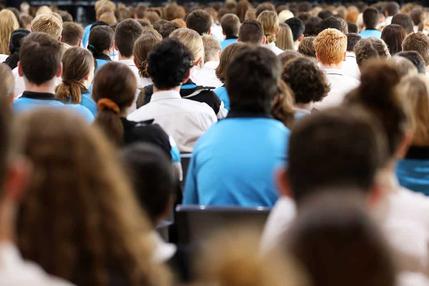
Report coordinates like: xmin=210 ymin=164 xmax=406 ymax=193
xmin=320 ymin=61 xmax=343 ymax=69
xmin=0 ymin=198 xmax=16 ymax=243
xmin=24 ymin=78 xmax=57 ymax=94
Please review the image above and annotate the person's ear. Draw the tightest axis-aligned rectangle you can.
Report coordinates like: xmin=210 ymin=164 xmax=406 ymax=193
xmin=3 ymin=158 xmax=31 ymax=203
xmin=276 ymin=167 xmax=293 ymax=198
xmin=181 ymin=69 xmax=191 ymax=84
xmin=396 ymin=131 xmax=413 ymax=159
xmin=18 ymin=61 xmax=23 ymax=77
xmin=261 ymin=35 xmax=267 ymax=45
xmin=298 ymin=34 xmax=304 ymax=42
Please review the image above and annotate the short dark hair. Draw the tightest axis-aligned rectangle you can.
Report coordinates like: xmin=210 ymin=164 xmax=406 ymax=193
xmin=238 ymin=20 xmax=264 ymax=44
xmin=391 ymin=13 xmax=414 ymax=34
xmin=285 ymin=17 xmax=305 ymax=41
xmin=186 ymin=9 xmax=212 ymax=35
xmin=226 ymin=46 xmax=281 ymax=114
xmin=121 ymin=143 xmax=176 ymax=225
xmin=304 ymin=16 xmax=322 ymax=36
xmin=396 ymin=51 xmax=426 ymax=74
xmin=148 ymin=38 xmax=193 ymax=89
xmin=347 ymin=33 xmax=361 ymax=52
xmin=363 ymin=8 xmax=379 ymax=30
xmin=348 ymin=22 xmax=358 ymax=33
xmin=381 ymin=24 xmax=406 ymax=55
xmin=255 ymin=2 xmax=275 ymax=18
xmin=221 ymin=13 xmax=240 ymax=38
xmin=318 ymin=10 xmax=333 ymax=20
xmin=384 ymin=1 xmax=400 ymax=17
xmin=319 ymin=16 xmax=348 ymax=34
xmin=88 ymin=25 xmax=114 ymax=58
xmin=282 ymin=57 xmax=329 ymax=104
xmin=114 ymin=19 xmax=143 ymax=58
xmin=153 ymin=19 xmax=179 ymax=38
xmin=62 ymin=22 xmax=84 ymax=46
xmin=0 ymin=65 xmax=12 ymax=188
xmin=297 ymin=36 xmax=316 ymax=57
xmin=287 ymin=107 xmax=387 ymax=203
xmin=19 ymin=32 xmax=62 ymax=85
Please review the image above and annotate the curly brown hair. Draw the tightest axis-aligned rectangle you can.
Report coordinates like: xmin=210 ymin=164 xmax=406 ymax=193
xmin=15 ymin=108 xmax=171 ymax=286
xmin=282 ymin=57 xmax=329 ymax=104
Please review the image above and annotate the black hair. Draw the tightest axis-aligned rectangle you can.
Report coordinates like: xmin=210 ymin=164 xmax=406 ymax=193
xmin=317 ymin=10 xmax=333 ymax=19
xmin=319 ymin=16 xmax=348 ymax=34
xmin=4 ymin=29 xmax=30 ymax=70
xmin=348 ymin=23 xmax=358 ymax=33
xmin=304 ymin=16 xmax=322 ymax=36
xmin=285 ymin=17 xmax=305 ymax=41
xmin=347 ymin=33 xmax=361 ymax=52
xmin=363 ymin=8 xmax=379 ymax=30
xmin=147 ymin=38 xmax=193 ymax=90
xmin=88 ymin=25 xmax=114 ymax=59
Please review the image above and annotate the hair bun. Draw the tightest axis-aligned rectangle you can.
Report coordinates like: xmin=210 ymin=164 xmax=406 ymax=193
xmin=97 ymin=98 xmax=120 ymax=114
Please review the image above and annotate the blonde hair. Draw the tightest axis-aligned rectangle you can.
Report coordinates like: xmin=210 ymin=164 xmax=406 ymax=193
xmin=276 ymin=23 xmax=294 ymax=50
xmin=398 ymin=74 xmax=429 ymax=146
xmin=0 ymin=10 xmax=19 ymax=55
xmin=0 ymin=63 xmax=14 ymax=98
xmin=98 ymin=11 xmax=117 ymax=26
xmin=257 ymin=10 xmax=279 ymax=43
xmin=314 ymin=28 xmax=347 ymax=65
xmin=170 ymin=28 xmax=204 ymax=65
xmin=31 ymin=13 xmax=63 ymax=40
xmin=95 ymin=0 xmax=116 ymax=16
xmin=36 ymin=5 xmax=52 ymax=16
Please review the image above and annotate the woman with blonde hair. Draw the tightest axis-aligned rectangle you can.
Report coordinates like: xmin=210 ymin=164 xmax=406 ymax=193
xmin=396 ymin=74 xmax=429 ymax=195
xmin=56 ymin=47 xmax=97 ymax=115
xmin=257 ymin=10 xmax=283 ymax=55
xmin=0 ymin=9 xmax=19 ymax=57
xmin=276 ymin=23 xmax=294 ymax=50
xmin=15 ymin=108 xmax=172 ymax=286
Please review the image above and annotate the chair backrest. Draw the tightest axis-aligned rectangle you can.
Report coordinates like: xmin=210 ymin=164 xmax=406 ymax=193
xmin=175 ymin=205 xmax=271 ymax=245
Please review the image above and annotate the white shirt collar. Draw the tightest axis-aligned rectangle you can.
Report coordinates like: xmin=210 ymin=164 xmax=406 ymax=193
xmin=203 ymin=61 xmax=219 ymax=69
xmin=151 ymin=90 xmax=182 ymax=102
xmin=117 ymin=58 xmax=136 ymax=67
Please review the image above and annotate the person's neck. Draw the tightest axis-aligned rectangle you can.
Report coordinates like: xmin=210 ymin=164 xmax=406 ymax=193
xmin=365 ymin=27 xmax=377 ymax=30
xmin=0 ymin=200 xmax=16 ymax=244
xmin=118 ymin=54 xmax=132 ymax=61
xmin=153 ymin=86 xmax=181 ymax=93
xmin=320 ymin=62 xmax=343 ymax=69
xmin=295 ymin=102 xmax=313 ymax=111
xmin=24 ymin=79 xmax=57 ymax=94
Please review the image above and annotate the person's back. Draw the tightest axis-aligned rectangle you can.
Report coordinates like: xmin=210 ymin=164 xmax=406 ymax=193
xmin=128 ymin=39 xmax=217 ymax=153
xmin=183 ymin=46 xmax=289 ymax=207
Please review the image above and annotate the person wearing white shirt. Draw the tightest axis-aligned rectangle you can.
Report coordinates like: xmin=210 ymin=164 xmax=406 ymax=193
xmin=197 ymin=35 xmax=223 ymax=88
xmin=258 ymin=11 xmax=284 ymax=55
xmin=128 ymin=39 xmax=217 ymax=153
xmin=344 ymin=33 xmax=362 ymax=79
xmin=313 ymin=29 xmax=360 ymax=109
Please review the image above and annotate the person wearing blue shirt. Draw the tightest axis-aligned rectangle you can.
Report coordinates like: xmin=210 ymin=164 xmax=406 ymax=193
xmin=13 ymin=32 xmax=94 ymax=123
xmin=87 ymin=25 xmax=114 ymax=71
xmin=183 ymin=46 xmax=290 ymax=207
xmin=220 ymin=14 xmax=240 ymax=50
xmin=360 ymin=8 xmax=382 ymax=39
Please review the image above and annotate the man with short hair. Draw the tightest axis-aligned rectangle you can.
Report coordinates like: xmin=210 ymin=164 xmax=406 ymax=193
xmin=238 ymin=19 xmax=265 ymax=45
xmin=220 ymin=13 xmax=240 ymax=50
xmin=313 ymin=28 xmax=359 ymax=109
xmin=186 ymin=9 xmax=212 ymax=35
xmin=402 ymin=32 xmax=429 ymax=68
xmin=383 ymin=1 xmax=400 ymax=25
xmin=360 ymin=8 xmax=382 ymax=38
xmin=61 ymin=22 xmax=84 ymax=47
xmin=128 ymin=39 xmax=217 ymax=152
xmin=13 ymin=33 xmax=93 ymax=122
xmin=285 ymin=17 xmax=305 ymax=50
xmin=319 ymin=16 xmax=348 ymax=34
xmin=183 ymin=46 xmax=290 ymax=207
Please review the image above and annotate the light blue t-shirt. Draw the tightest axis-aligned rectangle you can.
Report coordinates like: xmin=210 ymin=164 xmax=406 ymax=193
xmin=81 ymin=91 xmax=97 ymax=116
xmin=360 ymin=29 xmax=382 ymax=39
xmin=221 ymin=38 xmax=238 ymax=50
xmin=214 ymin=86 xmax=230 ymax=111
xmin=183 ymin=116 xmax=289 ymax=207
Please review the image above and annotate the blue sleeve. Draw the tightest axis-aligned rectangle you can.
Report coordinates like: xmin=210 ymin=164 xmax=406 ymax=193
xmin=183 ymin=155 xmax=199 ymax=205
xmin=68 ymin=105 xmax=95 ymax=123
xmin=82 ymin=25 xmax=92 ymax=48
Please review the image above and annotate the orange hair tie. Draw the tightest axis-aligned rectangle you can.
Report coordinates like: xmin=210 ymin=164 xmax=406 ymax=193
xmin=97 ymin=98 xmax=120 ymax=114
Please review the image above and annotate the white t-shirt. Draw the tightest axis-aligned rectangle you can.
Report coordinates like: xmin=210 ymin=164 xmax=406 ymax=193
xmin=191 ymin=61 xmax=222 ymax=88
xmin=264 ymin=42 xmax=284 ymax=56
xmin=342 ymin=52 xmax=361 ymax=80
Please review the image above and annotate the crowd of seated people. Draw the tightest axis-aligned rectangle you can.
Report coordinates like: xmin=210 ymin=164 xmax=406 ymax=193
xmin=0 ymin=0 xmax=428 ymax=285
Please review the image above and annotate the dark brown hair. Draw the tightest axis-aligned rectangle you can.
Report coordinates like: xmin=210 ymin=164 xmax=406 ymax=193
xmin=133 ymin=28 xmax=162 ymax=78
xmin=402 ymin=32 xmax=429 ymax=65
xmin=114 ymin=19 xmax=143 ymax=58
xmin=56 ymin=47 xmax=93 ymax=103
xmin=186 ymin=9 xmax=212 ymax=35
xmin=93 ymin=62 xmax=137 ymax=145
xmin=381 ymin=24 xmax=406 ymax=55
xmin=62 ymin=22 xmax=84 ymax=46
xmin=238 ymin=19 xmax=264 ymax=44
xmin=221 ymin=13 xmax=240 ymax=38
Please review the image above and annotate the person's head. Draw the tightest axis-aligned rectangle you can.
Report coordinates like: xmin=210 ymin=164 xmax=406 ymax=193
xmin=278 ymin=9 xmax=294 ymax=23
xmin=148 ymin=38 xmax=193 ymax=90
xmin=318 ymin=10 xmax=333 ymax=20
xmin=345 ymin=60 xmax=408 ymax=159
xmin=0 ymin=64 xmax=15 ymax=100
xmin=255 ymin=2 xmax=275 ymax=18
xmin=88 ymin=25 xmax=114 ymax=58
xmin=297 ymin=37 xmax=316 ymax=57
xmin=133 ymin=29 xmax=162 ymax=78
xmin=99 ymin=10 xmax=117 ymax=26
xmin=93 ymin=62 xmax=136 ymax=144
xmin=0 ymin=9 xmax=19 ymax=55
xmin=186 ymin=9 xmax=212 ymax=35
xmin=276 ymin=23 xmax=294 ymax=50
xmin=278 ymin=50 xmax=302 ymax=66
xmin=238 ymin=19 xmax=264 ymax=45
xmin=95 ymin=0 xmax=116 ymax=19
xmin=304 ymin=16 xmax=322 ymax=36
xmin=314 ymin=28 xmax=347 ymax=66
xmin=381 ymin=24 xmax=406 ymax=55
xmin=216 ymin=42 xmax=248 ymax=83
xmin=202 ymin=34 xmax=220 ymax=63
xmin=410 ymin=7 xmax=423 ymax=27
xmin=221 ymin=13 xmax=240 ymax=39
xmin=226 ymin=46 xmax=281 ymax=114
xmin=282 ymin=107 xmax=387 ymax=204
xmin=164 ymin=3 xmax=186 ymax=20
xmin=31 ymin=13 xmax=63 ymax=41
xmin=362 ymin=8 xmax=379 ymax=30
xmin=8 ymin=28 xmax=30 ymax=55
xmin=391 ymin=13 xmax=414 ymax=35
xmin=257 ymin=10 xmax=279 ymax=43
xmin=319 ymin=16 xmax=348 ymax=34
xmin=121 ymin=143 xmax=176 ymax=225
xmin=153 ymin=20 xmax=179 ymax=38
xmin=282 ymin=57 xmax=329 ymax=105
xmin=114 ymin=19 xmax=143 ymax=58
xmin=402 ymin=32 xmax=429 ymax=66
xmin=354 ymin=38 xmax=390 ymax=68
xmin=390 ymin=56 xmax=418 ymax=78
xmin=18 ymin=32 xmax=62 ymax=86
xmin=384 ymin=1 xmax=400 ymax=17
xmin=396 ymin=51 xmax=426 ymax=74
xmin=286 ymin=192 xmax=396 ymax=286
xmin=61 ymin=22 xmax=84 ymax=47
xmin=348 ymin=23 xmax=358 ymax=34
xmin=56 ymin=47 xmax=94 ymax=104
xmin=285 ymin=17 xmax=305 ymax=42
xmin=346 ymin=33 xmax=361 ymax=52
xmin=397 ymin=74 xmax=429 ymax=146
xmin=15 ymin=108 xmax=171 ymax=286
xmin=170 ymin=28 xmax=205 ymax=67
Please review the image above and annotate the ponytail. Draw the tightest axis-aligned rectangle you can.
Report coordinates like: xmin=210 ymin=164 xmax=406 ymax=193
xmin=56 ymin=80 xmax=85 ymax=103
xmin=95 ymin=98 xmax=124 ymax=145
